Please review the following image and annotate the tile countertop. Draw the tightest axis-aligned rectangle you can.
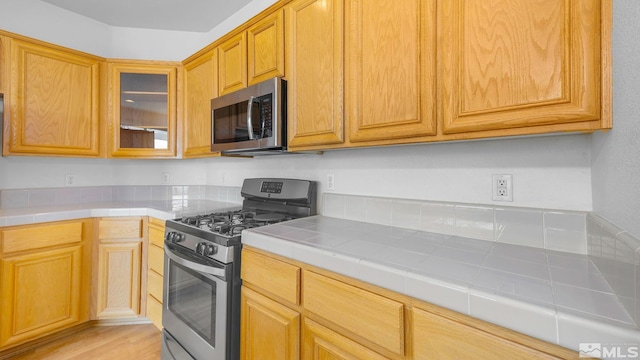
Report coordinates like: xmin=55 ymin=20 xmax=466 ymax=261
xmin=242 ymin=215 xmax=640 ymax=355
xmin=0 ymin=200 xmax=241 ymax=227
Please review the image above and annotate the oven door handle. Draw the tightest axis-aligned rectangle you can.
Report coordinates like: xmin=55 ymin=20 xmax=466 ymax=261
xmin=165 ymin=245 xmax=227 ymax=278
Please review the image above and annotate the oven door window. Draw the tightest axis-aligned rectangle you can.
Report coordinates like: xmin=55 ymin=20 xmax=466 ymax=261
xmin=167 ymin=260 xmax=219 ymax=347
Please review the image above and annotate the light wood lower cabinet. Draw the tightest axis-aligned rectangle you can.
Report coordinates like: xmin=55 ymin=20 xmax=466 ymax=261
xmin=146 ymin=217 xmax=165 ymax=329
xmin=302 ymin=318 xmax=390 ymax=360
xmin=93 ymin=217 xmax=145 ymax=320
xmin=241 ymin=286 xmax=300 ymax=360
xmin=241 ymin=246 xmax=578 ymax=360
xmin=0 ymin=220 xmax=92 ymax=350
xmin=303 ymin=270 xmax=404 ymax=358
xmin=411 ymin=307 xmax=563 ymax=359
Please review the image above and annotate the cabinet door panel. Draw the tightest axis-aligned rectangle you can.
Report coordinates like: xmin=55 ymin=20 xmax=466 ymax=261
xmin=6 ymin=39 xmax=101 ymax=156
xmin=219 ymin=33 xmax=247 ymax=95
xmin=347 ymin=0 xmax=436 ymax=143
xmin=286 ymin=0 xmax=344 ymax=149
xmin=248 ymin=10 xmax=285 ymax=85
xmin=440 ymin=0 xmax=605 ymax=133
xmin=95 ymin=242 xmax=142 ymax=318
xmin=241 ymin=287 xmax=300 ymax=360
xmin=108 ymin=62 xmax=178 ymax=158
xmin=183 ymin=50 xmax=218 ymax=158
xmin=0 ymin=245 xmax=84 ymax=348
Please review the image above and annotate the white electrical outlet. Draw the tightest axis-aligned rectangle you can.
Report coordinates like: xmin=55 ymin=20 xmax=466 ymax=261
xmin=327 ymin=174 xmax=335 ymax=191
xmin=65 ymin=174 xmax=76 ymax=186
xmin=492 ymin=174 xmax=513 ymax=201
xmin=162 ymin=172 xmax=170 ymax=184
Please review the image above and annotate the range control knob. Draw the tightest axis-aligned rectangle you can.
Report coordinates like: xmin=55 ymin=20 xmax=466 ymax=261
xmin=205 ymin=244 xmax=217 ymax=256
xmin=196 ymin=242 xmax=207 ymax=255
xmin=166 ymin=232 xmax=185 ymax=243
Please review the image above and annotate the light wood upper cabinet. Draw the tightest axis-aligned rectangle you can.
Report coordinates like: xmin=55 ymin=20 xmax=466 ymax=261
xmin=286 ymin=0 xmax=345 ymax=149
xmin=248 ymin=10 xmax=285 ymax=85
xmin=218 ymin=33 xmax=248 ymax=96
xmin=219 ymin=11 xmax=285 ymax=96
xmin=107 ymin=61 xmax=179 ymax=158
xmin=345 ymin=0 xmax=437 ymax=144
xmin=2 ymin=36 xmax=102 ymax=157
xmin=183 ymin=49 xmax=218 ymax=158
xmin=439 ymin=0 xmax=610 ymax=134
xmin=0 ymin=220 xmax=92 ymax=350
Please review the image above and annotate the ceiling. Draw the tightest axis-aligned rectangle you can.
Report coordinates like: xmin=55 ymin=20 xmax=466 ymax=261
xmin=41 ymin=0 xmax=255 ymax=32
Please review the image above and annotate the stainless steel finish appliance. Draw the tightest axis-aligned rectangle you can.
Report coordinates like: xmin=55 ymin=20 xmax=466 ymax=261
xmin=162 ymin=178 xmax=317 ymax=360
xmin=211 ymin=77 xmax=287 ymax=155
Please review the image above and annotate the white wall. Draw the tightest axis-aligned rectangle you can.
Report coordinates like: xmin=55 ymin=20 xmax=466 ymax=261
xmin=205 ymin=135 xmax=593 ymax=211
xmin=0 ymin=0 xmax=278 ymax=60
xmin=0 ymin=0 xmax=112 ymax=56
xmin=0 ymin=156 xmax=207 ymax=188
xmin=591 ymin=0 xmax=640 ymax=239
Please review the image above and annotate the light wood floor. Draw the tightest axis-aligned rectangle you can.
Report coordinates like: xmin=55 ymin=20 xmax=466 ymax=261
xmin=7 ymin=324 xmax=161 ymax=360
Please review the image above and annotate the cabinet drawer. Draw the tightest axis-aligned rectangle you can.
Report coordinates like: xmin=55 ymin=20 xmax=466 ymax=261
xmin=412 ymin=307 xmax=563 ymax=359
xmin=303 ymin=270 xmax=405 ymax=356
xmin=147 ymin=269 xmax=164 ymax=302
xmin=146 ymin=295 xmax=163 ymax=330
xmin=98 ymin=218 xmax=142 ymax=240
xmin=241 ymin=249 xmax=300 ymax=305
xmin=148 ymin=244 xmax=164 ymax=276
xmin=1 ymin=221 xmax=84 ymax=254
xmin=148 ymin=223 xmax=165 ymax=248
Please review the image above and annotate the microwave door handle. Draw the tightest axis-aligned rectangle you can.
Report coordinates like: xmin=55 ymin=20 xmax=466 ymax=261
xmin=164 ymin=245 xmax=227 ymax=279
xmin=246 ymin=96 xmax=256 ymax=140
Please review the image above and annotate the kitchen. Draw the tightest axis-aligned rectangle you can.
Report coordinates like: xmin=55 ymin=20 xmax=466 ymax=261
xmin=0 ymin=0 xmax=639 ymax=359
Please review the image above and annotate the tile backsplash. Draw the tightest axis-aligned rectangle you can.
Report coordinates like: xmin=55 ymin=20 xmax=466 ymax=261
xmin=587 ymin=213 xmax=640 ymax=327
xmin=323 ymin=193 xmax=589 ymax=253
xmin=0 ymin=185 xmax=243 ymax=209
xmin=323 ymin=193 xmax=640 ymax=327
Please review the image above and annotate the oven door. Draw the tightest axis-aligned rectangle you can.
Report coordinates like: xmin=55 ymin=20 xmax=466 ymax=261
xmin=162 ymin=243 xmax=231 ymax=360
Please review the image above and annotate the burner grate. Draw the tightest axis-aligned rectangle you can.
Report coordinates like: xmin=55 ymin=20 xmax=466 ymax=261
xmin=181 ymin=210 xmax=291 ymax=237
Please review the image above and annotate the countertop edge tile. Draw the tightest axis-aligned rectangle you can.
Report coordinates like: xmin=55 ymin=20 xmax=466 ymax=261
xmin=406 ymin=271 xmax=469 ymax=315
xmin=468 ymin=288 xmax=559 ymax=345
xmin=557 ymin=310 xmax=640 ymax=348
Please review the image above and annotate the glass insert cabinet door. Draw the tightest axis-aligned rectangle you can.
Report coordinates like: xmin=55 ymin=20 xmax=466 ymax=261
xmin=109 ymin=62 xmax=178 ymax=158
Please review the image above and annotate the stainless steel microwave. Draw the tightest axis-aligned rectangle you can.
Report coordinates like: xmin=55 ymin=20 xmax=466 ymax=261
xmin=211 ymin=77 xmax=286 ymax=155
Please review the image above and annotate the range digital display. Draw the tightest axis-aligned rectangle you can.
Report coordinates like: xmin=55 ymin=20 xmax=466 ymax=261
xmin=260 ymin=181 xmax=283 ymax=194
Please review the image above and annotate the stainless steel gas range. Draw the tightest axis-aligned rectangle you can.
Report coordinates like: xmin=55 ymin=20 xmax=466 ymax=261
xmin=161 ymin=178 xmax=317 ymax=360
